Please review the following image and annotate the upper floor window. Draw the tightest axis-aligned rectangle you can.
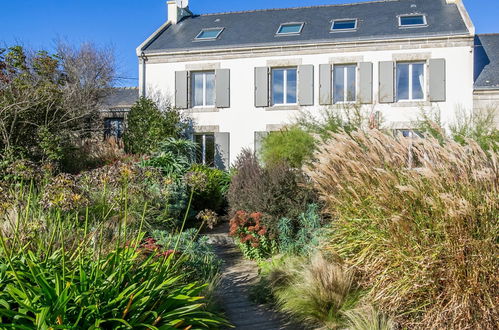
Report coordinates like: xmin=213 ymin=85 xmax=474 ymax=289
xmin=399 ymin=15 xmax=427 ymax=27
xmin=396 ymin=62 xmax=425 ymax=101
xmin=192 ymin=71 xmax=215 ymax=107
xmin=272 ymin=67 xmax=297 ymax=105
xmin=331 ymin=19 xmax=357 ymax=32
xmin=195 ymin=133 xmax=215 ymax=167
xmin=333 ymin=64 xmax=356 ymax=103
xmin=195 ymin=28 xmax=224 ymax=40
xmin=276 ymin=23 xmax=304 ymax=35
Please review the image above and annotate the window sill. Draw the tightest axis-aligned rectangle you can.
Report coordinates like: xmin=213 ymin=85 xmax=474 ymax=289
xmin=187 ymin=107 xmax=220 ymax=113
xmin=265 ymin=104 xmax=301 ymax=111
xmin=392 ymin=100 xmax=431 ymax=107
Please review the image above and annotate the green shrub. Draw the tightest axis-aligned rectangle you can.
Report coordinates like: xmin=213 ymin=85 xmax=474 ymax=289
xmin=189 ymin=164 xmax=231 ymax=215
xmin=124 ymin=97 xmax=187 ymax=155
xmin=306 ymin=130 xmax=498 ymax=329
xmin=261 ymin=126 xmax=316 ymax=168
xmin=277 ymin=204 xmax=324 ymax=256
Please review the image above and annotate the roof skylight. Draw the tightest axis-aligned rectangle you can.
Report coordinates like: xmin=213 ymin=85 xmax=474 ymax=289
xmin=195 ymin=28 xmax=224 ymax=40
xmin=331 ymin=19 xmax=358 ymax=32
xmin=399 ymin=15 xmax=427 ymax=27
xmin=276 ymin=23 xmax=304 ymax=35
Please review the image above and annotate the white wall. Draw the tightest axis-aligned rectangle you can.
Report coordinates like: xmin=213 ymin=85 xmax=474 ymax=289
xmin=141 ymin=42 xmax=475 ymax=165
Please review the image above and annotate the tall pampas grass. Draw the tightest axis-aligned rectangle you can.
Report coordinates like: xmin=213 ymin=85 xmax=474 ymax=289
xmin=306 ymin=130 xmax=498 ymax=329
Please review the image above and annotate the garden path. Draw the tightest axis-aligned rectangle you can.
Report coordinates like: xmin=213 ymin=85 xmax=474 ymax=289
xmin=206 ymin=223 xmax=303 ymax=330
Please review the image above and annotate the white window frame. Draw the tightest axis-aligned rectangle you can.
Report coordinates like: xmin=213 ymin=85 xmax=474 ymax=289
xmin=330 ymin=19 xmax=358 ymax=32
xmin=271 ymin=67 xmax=298 ymax=106
xmin=191 ymin=71 xmax=215 ymax=108
xmin=332 ymin=64 xmax=357 ymax=104
xmin=398 ymin=14 xmax=427 ymax=28
xmin=396 ymin=62 xmax=426 ymax=102
xmin=194 ymin=28 xmax=224 ymax=41
xmin=276 ymin=22 xmax=305 ymax=36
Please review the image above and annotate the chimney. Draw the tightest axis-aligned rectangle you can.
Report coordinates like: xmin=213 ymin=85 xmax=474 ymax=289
xmin=167 ymin=0 xmax=191 ymax=25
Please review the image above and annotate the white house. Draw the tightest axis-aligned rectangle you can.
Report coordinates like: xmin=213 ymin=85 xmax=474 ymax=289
xmin=137 ymin=0 xmax=493 ymax=169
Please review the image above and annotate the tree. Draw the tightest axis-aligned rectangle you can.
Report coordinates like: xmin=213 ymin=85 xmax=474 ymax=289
xmin=0 ymin=42 xmax=115 ymax=164
xmin=123 ymin=97 xmax=187 ymax=155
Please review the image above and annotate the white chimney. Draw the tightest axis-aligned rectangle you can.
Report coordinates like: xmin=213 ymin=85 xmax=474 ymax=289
xmin=167 ymin=0 xmax=191 ymax=25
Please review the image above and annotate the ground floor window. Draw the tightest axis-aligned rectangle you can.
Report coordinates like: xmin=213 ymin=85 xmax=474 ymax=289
xmin=104 ymin=118 xmax=124 ymax=140
xmin=195 ymin=133 xmax=215 ymax=166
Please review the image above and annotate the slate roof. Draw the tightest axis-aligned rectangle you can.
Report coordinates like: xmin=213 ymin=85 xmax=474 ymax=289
xmin=474 ymin=34 xmax=499 ymax=90
xmin=100 ymin=88 xmax=139 ymax=110
xmin=141 ymin=0 xmax=469 ymax=54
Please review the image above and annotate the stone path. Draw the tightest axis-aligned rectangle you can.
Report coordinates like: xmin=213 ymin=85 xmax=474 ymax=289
xmin=206 ymin=223 xmax=304 ymax=330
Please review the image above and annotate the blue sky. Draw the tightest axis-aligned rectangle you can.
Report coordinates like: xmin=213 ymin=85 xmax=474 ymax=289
xmin=1 ymin=0 xmax=497 ymax=86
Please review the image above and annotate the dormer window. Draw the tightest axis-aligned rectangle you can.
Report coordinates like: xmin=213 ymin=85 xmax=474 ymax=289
xmin=195 ymin=28 xmax=224 ymax=40
xmin=331 ymin=19 xmax=357 ymax=32
xmin=399 ymin=15 xmax=427 ymax=27
xmin=276 ymin=23 xmax=304 ymax=35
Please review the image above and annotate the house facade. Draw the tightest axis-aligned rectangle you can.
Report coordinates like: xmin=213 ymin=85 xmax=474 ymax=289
xmin=137 ymin=0 xmax=486 ymax=169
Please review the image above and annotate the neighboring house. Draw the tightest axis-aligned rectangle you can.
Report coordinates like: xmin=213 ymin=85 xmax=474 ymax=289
xmin=99 ymin=87 xmax=139 ymax=140
xmin=137 ymin=0 xmax=491 ymax=168
xmin=474 ymin=34 xmax=499 ymax=128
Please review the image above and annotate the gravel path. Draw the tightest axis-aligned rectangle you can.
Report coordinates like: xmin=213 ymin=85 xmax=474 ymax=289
xmin=206 ymin=223 xmax=304 ymax=330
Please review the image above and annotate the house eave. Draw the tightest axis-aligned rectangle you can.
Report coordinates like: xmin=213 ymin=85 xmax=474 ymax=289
xmin=136 ymin=21 xmax=172 ymax=56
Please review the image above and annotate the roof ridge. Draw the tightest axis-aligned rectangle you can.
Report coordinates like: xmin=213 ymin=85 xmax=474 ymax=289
xmin=199 ymin=0 xmax=400 ymax=17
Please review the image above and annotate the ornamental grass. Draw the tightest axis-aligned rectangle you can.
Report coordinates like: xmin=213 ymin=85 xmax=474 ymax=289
xmin=306 ymin=130 xmax=498 ymax=329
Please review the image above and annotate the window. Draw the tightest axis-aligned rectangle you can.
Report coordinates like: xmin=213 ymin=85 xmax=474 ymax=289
xmin=395 ymin=129 xmax=424 ymax=138
xmin=195 ymin=28 xmax=224 ymax=40
xmin=192 ymin=71 xmax=215 ymax=107
xmin=276 ymin=23 xmax=304 ymax=35
xmin=272 ymin=68 xmax=297 ymax=105
xmin=331 ymin=19 xmax=357 ymax=31
xmin=333 ymin=64 xmax=356 ymax=103
xmin=396 ymin=62 xmax=425 ymax=101
xmin=195 ymin=133 xmax=215 ymax=166
xmin=104 ymin=118 xmax=124 ymax=140
xmin=399 ymin=15 xmax=427 ymax=27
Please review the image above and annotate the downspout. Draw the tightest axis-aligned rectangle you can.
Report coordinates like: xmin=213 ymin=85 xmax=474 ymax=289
xmin=140 ymin=52 xmax=148 ymax=98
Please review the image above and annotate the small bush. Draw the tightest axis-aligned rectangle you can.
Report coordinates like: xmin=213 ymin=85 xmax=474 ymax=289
xmin=272 ymin=253 xmax=356 ymax=328
xmin=190 ymin=164 xmax=231 ymax=215
xmin=277 ymin=204 xmax=324 ymax=256
xmin=343 ymin=306 xmax=394 ymax=330
xmin=306 ymin=130 xmax=499 ymax=329
xmin=261 ymin=126 xmax=316 ymax=168
xmin=124 ymin=97 xmax=187 ymax=154
xmin=229 ymin=210 xmax=277 ymax=260
xmin=228 ymin=150 xmax=317 ymax=234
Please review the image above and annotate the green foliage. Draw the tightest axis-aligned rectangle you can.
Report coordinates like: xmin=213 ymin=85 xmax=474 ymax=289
xmin=449 ymin=107 xmax=499 ymax=152
xmin=0 ymin=244 xmax=228 ymax=328
xmin=153 ymin=228 xmax=222 ymax=282
xmin=277 ymin=204 xmax=324 ymax=256
xmin=124 ymin=98 xmax=187 ymax=155
xmin=229 ymin=211 xmax=277 ymax=260
xmin=343 ymin=306 xmax=395 ymax=330
xmin=189 ymin=164 xmax=231 ymax=214
xmin=261 ymin=126 xmax=316 ymax=168
xmin=141 ymin=137 xmax=197 ymax=178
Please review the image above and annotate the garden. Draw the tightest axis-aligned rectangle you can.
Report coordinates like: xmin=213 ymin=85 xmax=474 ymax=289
xmin=0 ymin=44 xmax=498 ymax=329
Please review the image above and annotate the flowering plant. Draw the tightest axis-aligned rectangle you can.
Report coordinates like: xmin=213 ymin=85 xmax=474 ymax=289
xmin=229 ymin=210 xmax=277 ymax=260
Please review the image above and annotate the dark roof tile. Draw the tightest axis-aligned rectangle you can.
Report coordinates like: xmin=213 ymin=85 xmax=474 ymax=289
xmin=474 ymin=34 xmax=499 ymax=90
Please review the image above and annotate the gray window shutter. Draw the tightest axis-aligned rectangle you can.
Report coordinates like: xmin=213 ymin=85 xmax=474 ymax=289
xmin=298 ymin=65 xmax=314 ymax=106
xmin=379 ymin=61 xmax=395 ymax=103
xmin=255 ymin=67 xmax=269 ymax=107
xmin=214 ymin=132 xmax=230 ymax=170
xmin=175 ymin=71 xmax=188 ymax=109
xmin=359 ymin=62 xmax=373 ymax=104
xmin=254 ymin=131 xmax=269 ymax=157
xmin=215 ymin=69 xmax=230 ymax=108
xmin=319 ymin=64 xmax=332 ymax=105
xmin=429 ymin=59 xmax=446 ymax=102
